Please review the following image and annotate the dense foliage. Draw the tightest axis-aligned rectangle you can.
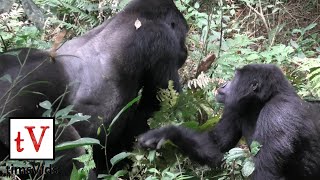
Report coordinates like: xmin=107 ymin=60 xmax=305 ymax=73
xmin=0 ymin=0 xmax=319 ymax=179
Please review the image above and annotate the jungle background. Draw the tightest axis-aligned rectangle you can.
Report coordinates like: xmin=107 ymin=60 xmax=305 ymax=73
xmin=0 ymin=0 xmax=319 ymax=179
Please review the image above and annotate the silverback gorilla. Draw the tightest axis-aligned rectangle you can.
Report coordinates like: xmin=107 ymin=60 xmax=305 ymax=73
xmin=0 ymin=0 xmax=188 ymax=179
xmin=139 ymin=64 xmax=320 ymax=180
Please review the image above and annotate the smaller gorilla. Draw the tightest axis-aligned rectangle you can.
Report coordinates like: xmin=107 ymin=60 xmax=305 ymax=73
xmin=138 ymin=64 xmax=320 ymax=180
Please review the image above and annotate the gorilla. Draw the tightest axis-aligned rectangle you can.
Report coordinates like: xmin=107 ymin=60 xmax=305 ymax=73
xmin=0 ymin=0 xmax=188 ymax=178
xmin=138 ymin=64 xmax=320 ymax=180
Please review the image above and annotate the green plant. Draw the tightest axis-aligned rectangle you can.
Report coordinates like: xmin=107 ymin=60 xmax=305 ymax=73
xmin=0 ymin=3 xmax=49 ymax=51
xmin=0 ymin=0 xmax=128 ymax=52
xmin=71 ymin=146 xmax=96 ymax=180
xmin=290 ymin=23 xmax=319 ymax=58
xmin=175 ymin=0 xmax=232 ymax=63
xmin=208 ymin=34 xmax=295 ymax=82
xmin=40 ymin=100 xmax=99 ymax=180
xmin=295 ymin=58 xmax=320 ymax=98
xmin=33 ymin=0 xmax=126 ymax=36
xmin=128 ymin=149 xmax=193 ymax=180
xmin=150 ymin=81 xmax=214 ymax=128
xmin=216 ymin=141 xmax=262 ymax=180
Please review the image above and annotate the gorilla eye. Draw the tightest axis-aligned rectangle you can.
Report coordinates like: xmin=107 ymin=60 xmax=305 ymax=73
xmin=251 ymin=82 xmax=259 ymax=91
xmin=171 ymin=22 xmax=175 ymax=29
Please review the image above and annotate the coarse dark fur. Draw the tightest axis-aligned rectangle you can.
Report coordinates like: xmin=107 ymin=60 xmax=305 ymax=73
xmin=0 ymin=0 xmax=188 ymax=178
xmin=138 ymin=64 xmax=320 ymax=180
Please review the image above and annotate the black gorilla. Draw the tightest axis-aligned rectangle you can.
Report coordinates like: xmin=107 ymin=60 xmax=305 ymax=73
xmin=0 ymin=0 xmax=188 ymax=178
xmin=138 ymin=64 xmax=320 ymax=180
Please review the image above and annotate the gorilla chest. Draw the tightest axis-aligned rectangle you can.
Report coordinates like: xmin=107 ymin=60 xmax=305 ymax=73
xmin=241 ymin=120 xmax=257 ymax=145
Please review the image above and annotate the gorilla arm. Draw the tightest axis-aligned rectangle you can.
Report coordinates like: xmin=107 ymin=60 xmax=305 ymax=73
xmin=138 ymin=109 xmax=242 ymax=167
xmin=138 ymin=126 xmax=223 ymax=166
xmin=125 ymin=21 xmax=187 ymax=138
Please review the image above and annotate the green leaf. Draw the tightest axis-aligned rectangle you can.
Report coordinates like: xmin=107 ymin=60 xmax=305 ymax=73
xmin=292 ymin=29 xmax=302 ymax=34
xmin=97 ymin=174 xmax=107 ymax=178
xmin=307 ymin=67 xmax=320 ymax=80
xmin=55 ymin=138 xmax=100 ymax=151
xmin=119 ymin=0 xmax=131 ymax=8
xmin=148 ymin=168 xmax=160 ymax=174
xmin=250 ymin=141 xmax=262 ymax=156
xmin=246 ymin=53 xmax=260 ymax=61
xmin=108 ymin=95 xmax=141 ymax=133
xmin=199 ymin=116 xmax=220 ymax=131
xmin=0 ymin=74 xmax=12 ymax=83
xmin=290 ymin=39 xmax=299 ymax=49
xmin=97 ymin=174 xmax=117 ymax=180
xmin=67 ymin=113 xmax=91 ymax=126
xmin=70 ymin=164 xmax=80 ymax=180
xmin=225 ymin=147 xmax=246 ymax=163
xmin=97 ymin=126 xmax=101 ymax=136
xmin=42 ymin=109 xmax=52 ymax=117
xmin=110 ymin=152 xmax=132 ymax=166
xmin=230 ymin=9 xmax=235 ymax=16
xmin=39 ymin=100 xmax=52 ymax=110
xmin=182 ymin=121 xmax=199 ymax=130
xmin=70 ymin=164 xmax=87 ymax=180
xmin=194 ymin=2 xmax=200 ymax=9
xmin=304 ymin=23 xmax=317 ymax=32
xmin=113 ymin=170 xmax=128 ymax=178
xmin=241 ymin=159 xmax=255 ymax=177
xmin=145 ymin=176 xmax=157 ymax=180
xmin=147 ymin=150 xmax=156 ymax=162
xmin=55 ymin=105 xmax=74 ymax=118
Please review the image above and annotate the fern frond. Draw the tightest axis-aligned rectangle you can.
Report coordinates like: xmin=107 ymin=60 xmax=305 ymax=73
xmin=157 ymin=80 xmax=179 ymax=108
xmin=150 ymin=82 xmax=213 ymax=128
xmin=187 ymin=72 xmax=212 ymax=89
xmin=297 ymin=58 xmax=320 ymax=98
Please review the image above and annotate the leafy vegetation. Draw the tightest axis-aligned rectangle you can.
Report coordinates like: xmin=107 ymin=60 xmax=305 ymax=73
xmin=0 ymin=0 xmax=319 ymax=179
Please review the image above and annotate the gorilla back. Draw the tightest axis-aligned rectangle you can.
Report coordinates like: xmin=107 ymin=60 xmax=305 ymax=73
xmin=0 ymin=0 xmax=188 ymax=177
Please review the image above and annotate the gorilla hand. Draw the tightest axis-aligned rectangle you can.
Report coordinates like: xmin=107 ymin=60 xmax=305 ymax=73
xmin=138 ymin=126 xmax=175 ymax=150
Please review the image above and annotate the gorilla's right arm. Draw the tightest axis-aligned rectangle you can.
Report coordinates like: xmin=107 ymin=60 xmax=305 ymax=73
xmin=124 ymin=18 xmax=187 ymax=140
xmin=138 ymin=109 xmax=242 ymax=167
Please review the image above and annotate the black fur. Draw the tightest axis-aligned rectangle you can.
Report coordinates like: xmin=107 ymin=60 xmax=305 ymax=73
xmin=138 ymin=64 xmax=320 ymax=180
xmin=0 ymin=0 xmax=188 ymax=178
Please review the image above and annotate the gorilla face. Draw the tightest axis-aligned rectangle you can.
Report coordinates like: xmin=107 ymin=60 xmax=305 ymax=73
xmin=216 ymin=82 xmax=228 ymax=103
xmin=216 ymin=68 xmax=261 ymax=107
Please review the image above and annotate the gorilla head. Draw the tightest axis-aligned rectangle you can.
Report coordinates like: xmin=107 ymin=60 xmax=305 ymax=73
xmin=216 ymin=64 xmax=297 ymax=108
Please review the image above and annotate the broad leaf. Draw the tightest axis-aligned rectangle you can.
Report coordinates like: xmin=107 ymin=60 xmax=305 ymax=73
xmin=55 ymin=138 xmax=100 ymax=151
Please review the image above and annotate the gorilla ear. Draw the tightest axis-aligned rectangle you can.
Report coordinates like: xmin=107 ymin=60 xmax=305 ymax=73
xmin=251 ymin=81 xmax=259 ymax=92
